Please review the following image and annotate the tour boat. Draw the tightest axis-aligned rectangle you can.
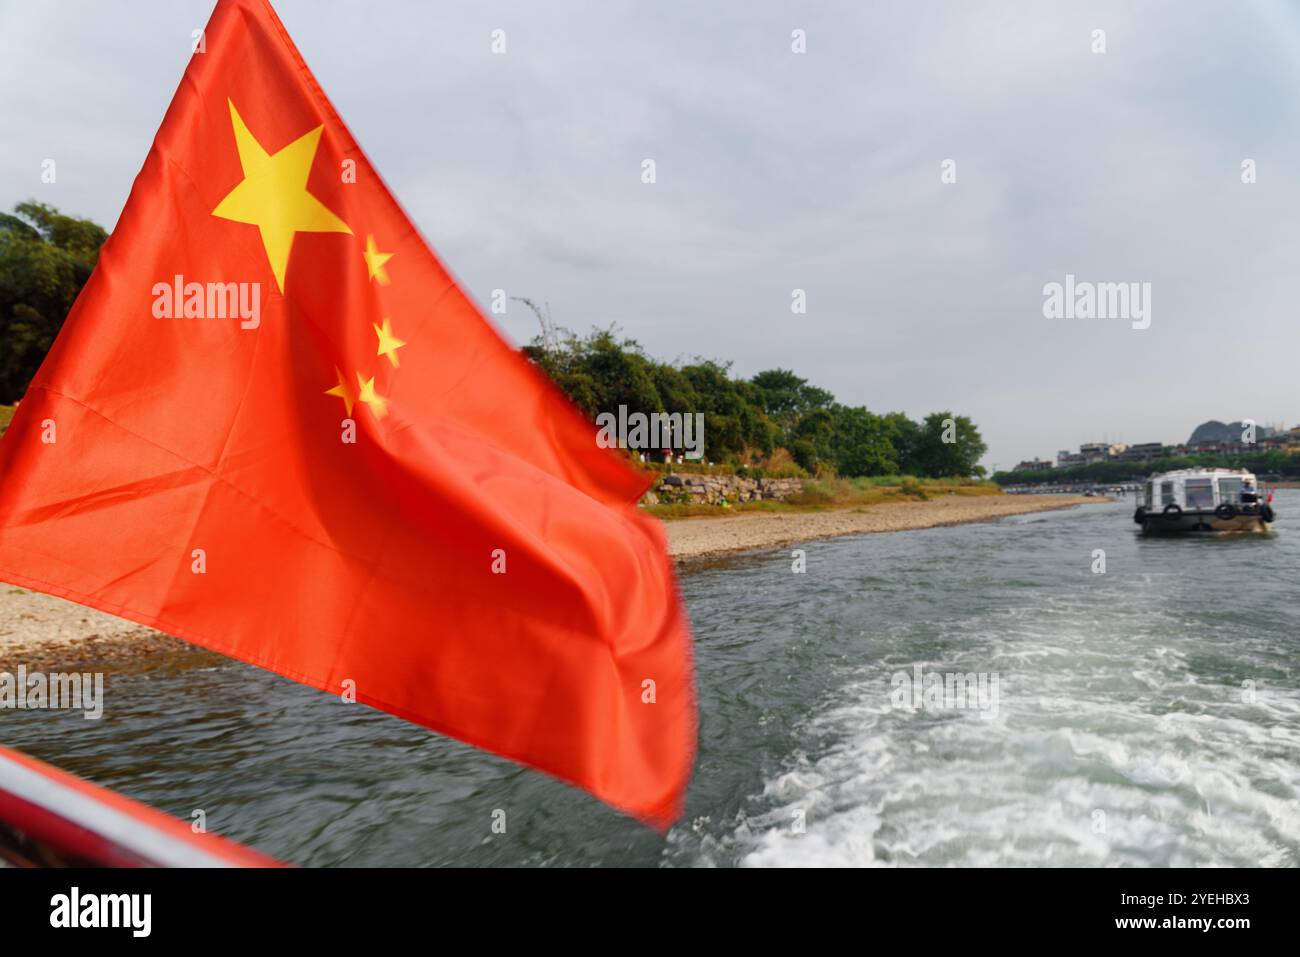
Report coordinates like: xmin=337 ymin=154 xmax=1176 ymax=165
xmin=1133 ymin=468 xmax=1274 ymax=533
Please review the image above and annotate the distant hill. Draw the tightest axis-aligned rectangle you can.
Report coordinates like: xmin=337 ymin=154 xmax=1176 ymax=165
xmin=1186 ymin=420 xmax=1278 ymax=446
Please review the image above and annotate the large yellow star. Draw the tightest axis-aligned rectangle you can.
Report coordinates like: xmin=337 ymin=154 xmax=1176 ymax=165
xmin=212 ymin=100 xmax=352 ymax=292
xmin=363 ymin=235 xmax=393 ymax=284
xmin=373 ymin=317 xmax=406 ymax=367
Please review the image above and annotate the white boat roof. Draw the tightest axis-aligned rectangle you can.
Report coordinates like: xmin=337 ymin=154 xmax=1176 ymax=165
xmin=1148 ymin=468 xmax=1256 ymax=481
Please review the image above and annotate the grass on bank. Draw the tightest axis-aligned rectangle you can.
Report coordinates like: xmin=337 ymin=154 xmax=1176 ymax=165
xmin=645 ymin=475 xmax=1000 ymax=519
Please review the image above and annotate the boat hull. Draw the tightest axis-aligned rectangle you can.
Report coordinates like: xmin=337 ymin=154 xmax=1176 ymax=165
xmin=1140 ymin=509 xmax=1272 ymax=533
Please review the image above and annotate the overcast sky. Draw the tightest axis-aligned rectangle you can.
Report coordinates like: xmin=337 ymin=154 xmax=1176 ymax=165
xmin=4 ymin=0 xmax=1300 ymax=470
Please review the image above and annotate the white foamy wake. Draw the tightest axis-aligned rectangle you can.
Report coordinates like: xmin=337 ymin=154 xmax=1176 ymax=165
xmin=736 ymin=626 xmax=1300 ymax=867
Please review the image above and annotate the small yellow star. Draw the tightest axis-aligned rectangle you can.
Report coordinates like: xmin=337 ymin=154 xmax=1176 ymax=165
xmin=373 ymin=317 xmax=407 ymax=367
xmin=363 ymin=235 xmax=393 ymax=285
xmin=356 ymin=372 xmax=388 ymax=419
xmin=324 ymin=367 xmax=355 ymax=417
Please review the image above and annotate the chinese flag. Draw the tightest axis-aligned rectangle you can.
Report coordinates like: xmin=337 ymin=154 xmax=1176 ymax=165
xmin=0 ymin=0 xmax=694 ymax=827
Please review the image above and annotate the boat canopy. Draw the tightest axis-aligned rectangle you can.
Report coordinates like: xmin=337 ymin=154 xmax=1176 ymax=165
xmin=1143 ymin=468 xmax=1257 ymax=511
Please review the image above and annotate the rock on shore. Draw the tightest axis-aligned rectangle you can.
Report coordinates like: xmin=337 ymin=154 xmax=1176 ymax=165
xmin=643 ymin=473 xmax=803 ymax=506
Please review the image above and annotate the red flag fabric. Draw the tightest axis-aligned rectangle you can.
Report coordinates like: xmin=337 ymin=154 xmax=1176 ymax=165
xmin=0 ymin=0 xmax=695 ymax=827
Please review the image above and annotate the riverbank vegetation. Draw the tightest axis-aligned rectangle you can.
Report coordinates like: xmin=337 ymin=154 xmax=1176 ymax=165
xmin=524 ymin=326 xmax=987 ymax=479
xmin=0 ymin=203 xmax=107 ymax=404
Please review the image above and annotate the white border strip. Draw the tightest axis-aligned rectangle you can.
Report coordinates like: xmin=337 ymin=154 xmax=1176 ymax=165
xmin=0 ymin=752 xmax=235 ymax=867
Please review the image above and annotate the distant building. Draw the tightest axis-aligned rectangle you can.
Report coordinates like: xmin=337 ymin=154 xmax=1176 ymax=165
xmin=1079 ymin=442 xmax=1110 ymax=464
xmin=1119 ymin=442 xmax=1165 ymax=462
xmin=1014 ymin=458 xmax=1054 ymax=472
xmin=1044 ymin=421 xmax=1300 ymax=471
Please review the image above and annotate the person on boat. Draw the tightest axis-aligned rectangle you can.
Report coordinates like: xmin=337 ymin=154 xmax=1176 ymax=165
xmin=1241 ymin=478 xmax=1259 ymax=506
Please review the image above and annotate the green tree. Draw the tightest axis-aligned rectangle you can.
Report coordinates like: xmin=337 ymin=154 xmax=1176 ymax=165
xmin=751 ymin=369 xmax=836 ymax=469
xmin=751 ymin=368 xmax=834 ymax=427
xmin=881 ymin=412 xmax=923 ymax=474
xmin=0 ymin=202 xmax=108 ymax=402
xmin=680 ymin=359 xmax=770 ymax=461
xmin=789 ymin=406 xmax=834 ymax=472
xmin=912 ymin=412 xmax=987 ymax=477
xmin=523 ymin=327 xmax=777 ymax=463
xmin=830 ymin=405 xmax=898 ymax=476
xmin=521 ymin=324 xmax=990 ymax=479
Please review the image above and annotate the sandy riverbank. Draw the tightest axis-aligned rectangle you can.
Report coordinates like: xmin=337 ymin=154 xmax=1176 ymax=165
xmin=664 ymin=493 xmax=1103 ymax=561
xmin=0 ymin=586 xmax=189 ymax=671
xmin=0 ymin=494 xmax=1103 ymax=668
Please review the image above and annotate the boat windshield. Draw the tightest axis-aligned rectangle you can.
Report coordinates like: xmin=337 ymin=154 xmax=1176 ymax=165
xmin=1217 ymin=477 xmax=1242 ymax=505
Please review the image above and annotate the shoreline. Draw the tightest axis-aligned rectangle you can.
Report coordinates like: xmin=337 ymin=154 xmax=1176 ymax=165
xmin=664 ymin=493 xmax=1104 ymax=561
xmin=0 ymin=586 xmax=191 ymax=672
xmin=1 ymin=494 xmax=1105 ymax=669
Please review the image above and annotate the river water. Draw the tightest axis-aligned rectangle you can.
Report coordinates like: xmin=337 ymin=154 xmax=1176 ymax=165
xmin=5 ymin=492 xmax=1299 ymax=866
